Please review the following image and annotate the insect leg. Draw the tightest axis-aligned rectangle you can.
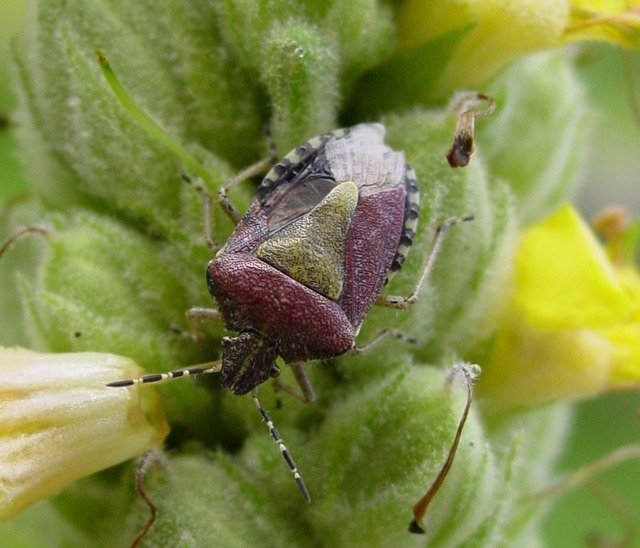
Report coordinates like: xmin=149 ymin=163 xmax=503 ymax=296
xmin=181 ymin=173 xmax=218 ymax=252
xmin=217 ymin=156 xmax=274 ymax=224
xmin=170 ymin=306 xmax=220 ymax=341
xmin=273 ymin=362 xmax=317 ymax=404
xmin=350 ymin=329 xmax=416 ymax=355
xmin=106 ymin=360 xmax=221 ymax=387
xmin=376 ymin=215 xmax=474 ymax=310
xmin=252 ymin=389 xmax=311 ymax=503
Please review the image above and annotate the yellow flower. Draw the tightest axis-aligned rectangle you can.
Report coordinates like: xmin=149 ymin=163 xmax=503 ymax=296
xmin=478 ymin=205 xmax=640 ymax=413
xmin=0 ymin=348 xmax=168 ymax=521
xmin=397 ymin=0 xmax=640 ymax=92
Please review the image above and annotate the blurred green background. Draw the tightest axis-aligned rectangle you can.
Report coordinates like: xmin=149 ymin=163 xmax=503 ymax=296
xmin=542 ymin=390 xmax=640 ymax=546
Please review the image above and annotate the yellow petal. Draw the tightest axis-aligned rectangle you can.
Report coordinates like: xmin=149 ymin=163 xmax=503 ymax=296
xmin=603 ymin=266 xmax=640 ymax=381
xmin=478 ymin=205 xmax=640 ymax=412
xmin=0 ymin=348 xmax=168 ymax=521
xmin=398 ymin=0 xmax=568 ymax=50
xmin=616 ymin=265 xmax=640 ymax=319
xmin=480 ymin=320 xmax=617 ymax=413
xmin=514 ymin=204 xmax=632 ymax=330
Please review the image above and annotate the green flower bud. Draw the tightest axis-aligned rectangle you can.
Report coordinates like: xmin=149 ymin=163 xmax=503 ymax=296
xmin=217 ymin=0 xmax=393 ymax=92
xmin=306 ymin=363 xmax=492 ymax=544
xmin=318 ymin=0 xmax=394 ymax=89
xmin=217 ymin=0 xmax=394 ymax=152
xmin=261 ymin=21 xmax=340 ymax=154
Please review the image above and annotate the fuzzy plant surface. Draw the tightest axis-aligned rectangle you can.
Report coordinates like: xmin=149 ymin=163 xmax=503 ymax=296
xmin=1 ymin=1 xmax=639 ymax=547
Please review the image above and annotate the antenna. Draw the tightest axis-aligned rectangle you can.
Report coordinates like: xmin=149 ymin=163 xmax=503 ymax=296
xmin=106 ymin=361 xmax=222 ymax=387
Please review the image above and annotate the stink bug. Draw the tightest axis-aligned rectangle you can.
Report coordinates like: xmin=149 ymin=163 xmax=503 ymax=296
xmin=209 ymin=124 xmax=419 ymax=395
xmin=108 ymin=123 xmax=468 ymax=503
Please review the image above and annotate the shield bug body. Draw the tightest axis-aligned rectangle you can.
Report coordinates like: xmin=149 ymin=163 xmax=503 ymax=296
xmin=209 ymin=124 xmax=418 ymax=395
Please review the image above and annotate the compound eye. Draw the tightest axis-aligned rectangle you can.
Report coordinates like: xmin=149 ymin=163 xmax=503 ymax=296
xmin=269 ymin=364 xmax=281 ymax=378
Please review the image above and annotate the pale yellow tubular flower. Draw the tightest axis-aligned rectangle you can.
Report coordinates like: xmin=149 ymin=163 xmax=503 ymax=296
xmin=0 ymin=348 xmax=168 ymax=521
xmin=479 ymin=205 xmax=640 ymax=414
xmin=397 ymin=0 xmax=640 ymax=93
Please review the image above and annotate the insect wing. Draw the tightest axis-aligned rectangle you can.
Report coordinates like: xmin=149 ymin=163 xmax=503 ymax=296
xmin=322 ymin=125 xmax=417 ymax=327
xmin=340 ymin=188 xmax=407 ymax=326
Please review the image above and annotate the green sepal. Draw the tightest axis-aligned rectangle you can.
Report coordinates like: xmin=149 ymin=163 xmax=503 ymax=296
xmin=478 ymin=51 xmax=591 ymax=225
